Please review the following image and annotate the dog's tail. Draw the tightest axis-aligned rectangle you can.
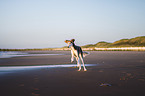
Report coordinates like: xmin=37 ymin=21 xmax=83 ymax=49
xmin=83 ymin=51 xmax=90 ymax=57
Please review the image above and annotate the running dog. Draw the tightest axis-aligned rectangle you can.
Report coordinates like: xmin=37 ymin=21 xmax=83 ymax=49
xmin=65 ymin=39 xmax=89 ymax=71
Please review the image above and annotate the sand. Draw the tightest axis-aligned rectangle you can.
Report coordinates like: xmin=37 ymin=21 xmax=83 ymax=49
xmin=0 ymin=51 xmax=145 ymax=96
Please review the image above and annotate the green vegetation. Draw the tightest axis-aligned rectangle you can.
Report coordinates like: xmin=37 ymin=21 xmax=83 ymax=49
xmin=82 ymin=41 xmax=111 ymax=48
xmin=82 ymin=36 xmax=145 ymax=48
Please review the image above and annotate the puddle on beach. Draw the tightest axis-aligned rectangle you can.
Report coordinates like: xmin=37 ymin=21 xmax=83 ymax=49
xmin=0 ymin=64 xmax=98 ymax=75
xmin=100 ymin=83 xmax=112 ymax=87
xmin=0 ymin=51 xmax=64 ymax=58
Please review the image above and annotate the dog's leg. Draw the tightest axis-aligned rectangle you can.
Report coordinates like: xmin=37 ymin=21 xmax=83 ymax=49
xmin=77 ymin=57 xmax=81 ymax=71
xmin=76 ymin=57 xmax=79 ymax=67
xmin=71 ymin=50 xmax=74 ymax=62
xmin=80 ymin=54 xmax=87 ymax=71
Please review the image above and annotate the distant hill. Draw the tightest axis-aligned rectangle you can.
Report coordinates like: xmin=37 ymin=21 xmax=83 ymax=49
xmin=82 ymin=36 xmax=145 ymax=48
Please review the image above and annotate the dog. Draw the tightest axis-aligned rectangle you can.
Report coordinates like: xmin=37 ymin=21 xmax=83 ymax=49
xmin=65 ymin=39 xmax=89 ymax=71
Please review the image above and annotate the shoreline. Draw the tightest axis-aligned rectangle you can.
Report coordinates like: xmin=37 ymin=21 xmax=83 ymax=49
xmin=1 ymin=47 xmax=145 ymax=51
xmin=0 ymin=51 xmax=145 ymax=66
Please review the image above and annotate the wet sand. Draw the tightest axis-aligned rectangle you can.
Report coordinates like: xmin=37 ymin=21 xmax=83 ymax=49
xmin=0 ymin=51 xmax=145 ymax=96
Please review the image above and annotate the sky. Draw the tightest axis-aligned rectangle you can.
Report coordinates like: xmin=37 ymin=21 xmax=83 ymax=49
xmin=0 ymin=0 xmax=145 ymax=49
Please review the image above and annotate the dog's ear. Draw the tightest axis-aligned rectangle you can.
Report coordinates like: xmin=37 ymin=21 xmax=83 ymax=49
xmin=65 ymin=40 xmax=69 ymax=43
xmin=70 ymin=39 xmax=75 ymax=43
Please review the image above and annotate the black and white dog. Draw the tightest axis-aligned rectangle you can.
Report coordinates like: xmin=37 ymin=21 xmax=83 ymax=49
xmin=65 ymin=39 xmax=89 ymax=71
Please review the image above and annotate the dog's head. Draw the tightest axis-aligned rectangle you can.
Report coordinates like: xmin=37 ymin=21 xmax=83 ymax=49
xmin=64 ymin=39 xmax=75 ymax=48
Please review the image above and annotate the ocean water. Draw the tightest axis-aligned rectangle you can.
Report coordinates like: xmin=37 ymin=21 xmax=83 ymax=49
xmin=0 ymin=64 xmax=98 ymax=75
xmin=0 ymin=51 xmax=98 ymax=75
xmin=0 ymin=51 xmax=28 ymax=58
xmin=0 ymin=51 xmax=64 ymax=58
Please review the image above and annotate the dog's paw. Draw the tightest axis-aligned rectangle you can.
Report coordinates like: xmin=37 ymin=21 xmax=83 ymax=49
xmin=78 ymin=68 xmax=81 ymax=71
xmin=78 ymin=69 xmax=81 ymax=71
xmin=84 ymin=69 xmax=87 ymax=71
xmin=71 ymin=58 xmax=74 ymax=62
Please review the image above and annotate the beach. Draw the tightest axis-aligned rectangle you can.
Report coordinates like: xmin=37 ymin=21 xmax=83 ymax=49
xmin=0 ymin=51 xmax=145 ymax=96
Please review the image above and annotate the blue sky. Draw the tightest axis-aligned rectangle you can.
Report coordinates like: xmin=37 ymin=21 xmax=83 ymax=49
xmin=0 ymin=0 xmax=145 ymax=49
